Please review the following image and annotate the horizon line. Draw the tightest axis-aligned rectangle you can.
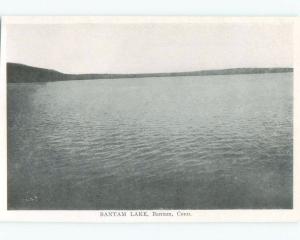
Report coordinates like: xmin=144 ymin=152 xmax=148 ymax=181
xmin=7 ymin=62 xmax=294 ymax=76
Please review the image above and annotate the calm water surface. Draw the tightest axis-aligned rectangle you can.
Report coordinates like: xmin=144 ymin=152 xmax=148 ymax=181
xmin=8 ymin=73 xmax=293 ymax=209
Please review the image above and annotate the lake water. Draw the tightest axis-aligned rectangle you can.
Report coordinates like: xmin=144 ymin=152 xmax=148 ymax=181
xmin=7 ymin=73 xmax=293 ymax=209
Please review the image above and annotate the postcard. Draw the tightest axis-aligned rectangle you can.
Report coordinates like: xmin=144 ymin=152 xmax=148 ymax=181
xmin=0 ymin=16 xmax=299 ymax=222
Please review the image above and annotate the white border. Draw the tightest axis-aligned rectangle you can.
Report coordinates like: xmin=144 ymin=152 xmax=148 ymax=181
xmin=0 ymin=15 xmax=7 ymax=212
xmin=2 ymin=16 xmax=296 ymax=24
xmin=0 ymin=16 xmax=299 ymax=222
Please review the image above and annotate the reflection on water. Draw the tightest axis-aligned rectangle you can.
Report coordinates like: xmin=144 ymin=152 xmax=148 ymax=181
xmin=8 ymin=73 xmax=293 ymax=209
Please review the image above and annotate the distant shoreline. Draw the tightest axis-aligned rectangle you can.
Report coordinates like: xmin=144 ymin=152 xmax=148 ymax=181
xmin=7 ymin=62 xmax=293 ymax=83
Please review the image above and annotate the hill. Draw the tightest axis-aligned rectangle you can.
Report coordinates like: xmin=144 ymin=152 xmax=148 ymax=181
xmin=7 ymin=63 xmax=293 ymax=83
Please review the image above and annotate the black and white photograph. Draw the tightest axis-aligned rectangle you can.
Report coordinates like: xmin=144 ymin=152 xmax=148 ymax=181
xmin=3 ymin=17 xmax=294 ymax=212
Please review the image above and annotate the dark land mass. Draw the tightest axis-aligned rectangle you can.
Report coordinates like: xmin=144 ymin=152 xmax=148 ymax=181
xmin=7 ymin=62 xmax=293 ymax=83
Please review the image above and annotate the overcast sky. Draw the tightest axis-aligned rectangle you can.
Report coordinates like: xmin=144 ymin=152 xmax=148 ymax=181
xmin=6 ymin=22 xmax=293 ymax=74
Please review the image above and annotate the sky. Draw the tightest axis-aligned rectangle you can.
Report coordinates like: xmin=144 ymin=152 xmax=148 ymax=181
xmin=6 ymin=22 xmax=293 ymax=74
